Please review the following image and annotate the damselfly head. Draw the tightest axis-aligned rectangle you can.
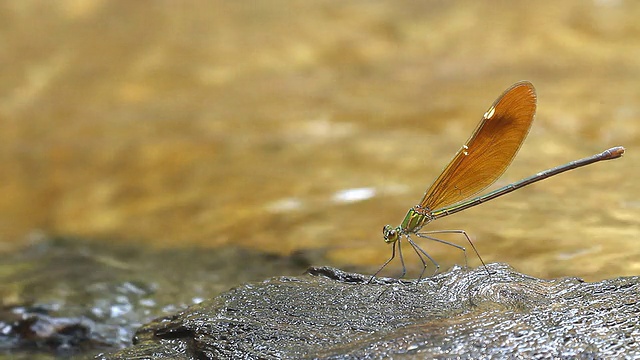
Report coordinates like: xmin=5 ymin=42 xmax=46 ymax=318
xmin=382 ymin=225 xmax=399 ymax=244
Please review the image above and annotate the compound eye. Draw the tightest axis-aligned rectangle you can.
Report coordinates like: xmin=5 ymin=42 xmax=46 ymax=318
xmin=382 ymin=225 xmax=393 ymax=238
xmin=382 ymin=225 xmax=398 ymax=243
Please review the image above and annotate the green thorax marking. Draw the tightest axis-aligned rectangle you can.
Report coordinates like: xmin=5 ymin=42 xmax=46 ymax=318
xmin=400 ymin=205 xmax=432 ymax=233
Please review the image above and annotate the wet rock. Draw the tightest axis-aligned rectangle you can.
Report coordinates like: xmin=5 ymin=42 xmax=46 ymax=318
xmin=0 ymin=237 xmax=312 ymax=358
xmin=99 ymin=263 xmax=640 ymax=359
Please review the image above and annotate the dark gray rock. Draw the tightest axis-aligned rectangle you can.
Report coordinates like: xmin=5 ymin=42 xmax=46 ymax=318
xmin=0 ymin=237 xmax=312 ymax=359
xmin=98 ymin=263 xmax=640 ymax=359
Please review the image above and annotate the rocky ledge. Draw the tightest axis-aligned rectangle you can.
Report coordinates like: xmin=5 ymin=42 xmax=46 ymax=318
xmin=100 ymin=263 xmax=640 ymax=359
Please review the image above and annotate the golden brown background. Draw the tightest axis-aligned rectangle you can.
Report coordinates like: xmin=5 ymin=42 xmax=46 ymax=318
xmin=1 ymin=1 xmax=638 ymax=280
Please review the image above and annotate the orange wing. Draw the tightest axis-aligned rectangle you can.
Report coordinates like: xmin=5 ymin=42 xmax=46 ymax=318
xmin=420 ymin=81 xmax=537 ymax=211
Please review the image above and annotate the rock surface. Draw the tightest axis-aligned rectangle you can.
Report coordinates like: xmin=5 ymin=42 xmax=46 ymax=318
xmin=0 ymin=237 xmax=311 ymax=358
xmin=100 ymin=263 xmax=640 ymax=359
